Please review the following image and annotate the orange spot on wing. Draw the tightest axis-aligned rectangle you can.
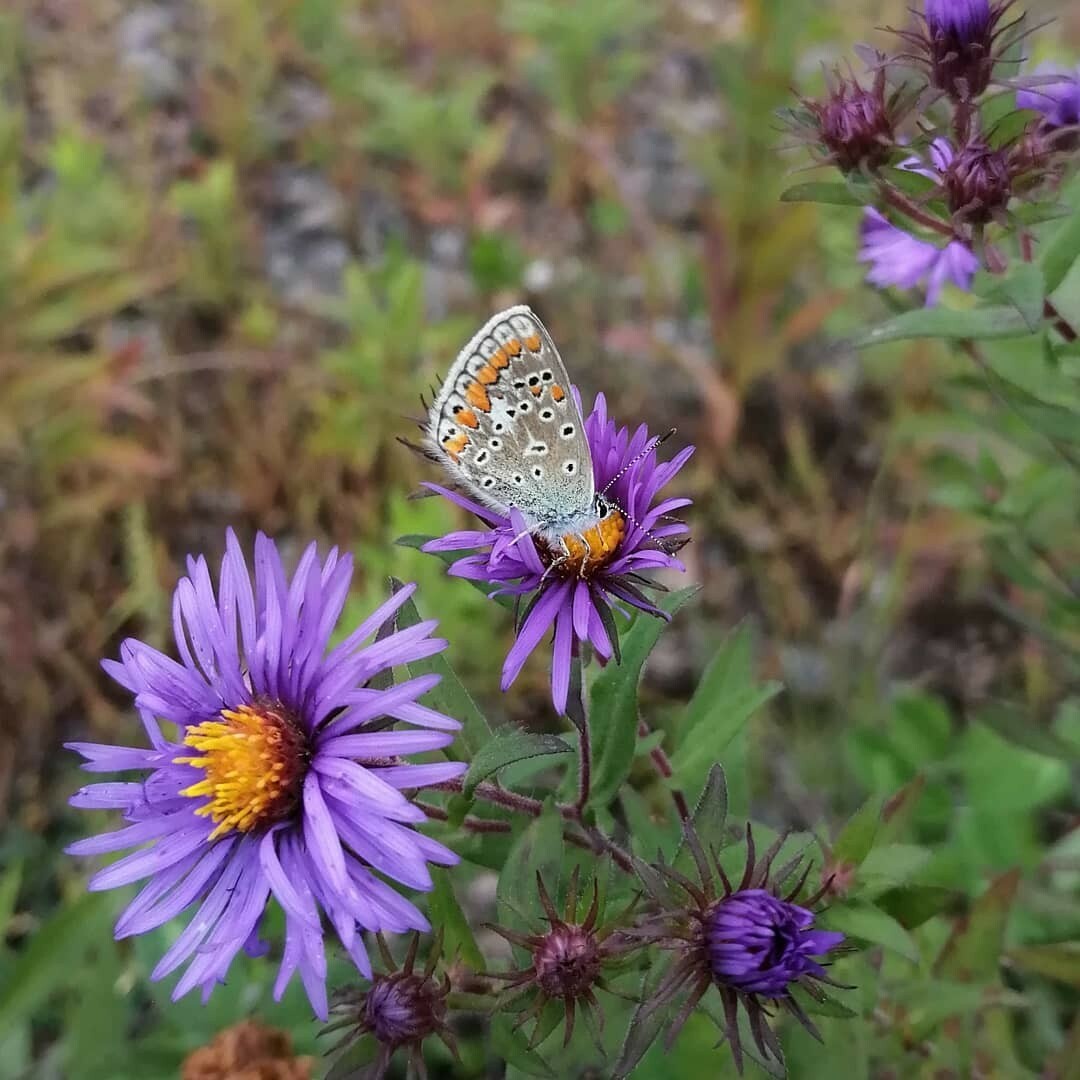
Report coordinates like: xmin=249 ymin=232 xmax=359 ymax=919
xmin=504 ymin=338 xmax=522 ymax=357
xmin=456 ymin=409 xmax=479 ymax=429
xmin=530 ymin=384 xmax=543 ymax=397
xmin=477 ymin=364 xmax=498 ymax=385
xmin=491 ymin=347 xmax=510 ymax=369
xmin=465 ymin=381 xmax=492 ymax=412
xmin=444 ymin=433 xmax=469 ymax=461
xmin=551 ymin=384 xmax=566 ymax=402
xmin=524 ymin=333 xmax=542 ymax=353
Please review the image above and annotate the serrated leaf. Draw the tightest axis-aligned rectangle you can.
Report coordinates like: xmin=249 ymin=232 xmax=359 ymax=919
xmin=392 ymin=580 xmax=492 ymax=757
xmin=673 ymin=764 xmax=728 ymax=876
xmin=587 ymin=586 xmax=699 ymax=810
xmin=780 ymin=181 xmax=863 ymax=206
xmin=463 ymin=729 xmax=571 ymax=798
xmin=827 ymin=903 xmax=920 ymax=963
xmin=851 ymin=305 xmax=1030 ymax=348
xmin=936 ymin=869 xmax=1020 ymax=982
xmin=428 ymin=870 xmax=484 ymax=970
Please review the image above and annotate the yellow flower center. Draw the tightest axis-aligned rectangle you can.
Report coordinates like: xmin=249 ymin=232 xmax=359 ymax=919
xmin=175 ymin=702 xmax=308 ymax=840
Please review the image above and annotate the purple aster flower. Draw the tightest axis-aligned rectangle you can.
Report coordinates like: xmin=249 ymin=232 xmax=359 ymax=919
xmin=859 ymin=208 xmax=979 ymax=306
xmin=1017 ymin=64 xmax=1080 ymax=131
xmin=422 ymin=392 xmax=692 ymax=715
xmin=706 ymin=889 xmax=844 ymax=998
xmin=621 ymin=821 xmax=847 ymax=1077
xmin=66 ymin=531 xmax=465 ymax=1020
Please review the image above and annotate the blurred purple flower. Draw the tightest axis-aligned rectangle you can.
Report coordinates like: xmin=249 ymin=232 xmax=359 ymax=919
xmin=67 ymin=531 xmax=464 ymax=1019
xmin=422 ymin=393 xmax=692 ymax=714
xmin=706 ymin=889 xmax=844 ymax=998
xmin=896 ymin=0 xmax=1014 ymax=100
xmin=924 ymin=0 xmax=992 ymax=38
xmin=859 ymin=208 xmax=978 ymax=306
xmin=1017 ymin=64 xmax=1080 ymax=130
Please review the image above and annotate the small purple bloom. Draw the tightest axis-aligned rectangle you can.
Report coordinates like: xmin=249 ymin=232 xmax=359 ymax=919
xmin=1017 ymin=65 xmax=1080 ymax=130
xmin=910 ymin=0 xmax=1013 ymax=100
xmin=924 ymin=0 xmax=991 ymax=38
xmin=859 ymin=208 xmax=979 ymax=306
xmin=705 ymin=889 xmax=844 ymax=998
xmin=422 ymin=393 xmax=692 ymax=714
xmin=67 ymin=531 xmax=464 ymax=1019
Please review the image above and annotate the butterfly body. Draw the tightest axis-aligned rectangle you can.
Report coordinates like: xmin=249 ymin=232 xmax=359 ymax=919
xmin=427 ymin=306 xmax=621 ymax=570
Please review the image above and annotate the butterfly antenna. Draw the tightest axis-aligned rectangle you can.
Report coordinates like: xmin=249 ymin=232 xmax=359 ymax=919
xmin=598 ymin=429 xmax=686 ymax=556
xmin=599 ymin=428 xmax=676 ymax=498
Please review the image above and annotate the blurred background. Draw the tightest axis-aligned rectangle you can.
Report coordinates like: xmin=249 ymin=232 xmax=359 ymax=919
xmin=2 ymin=0 xmax=1079 ymax=1076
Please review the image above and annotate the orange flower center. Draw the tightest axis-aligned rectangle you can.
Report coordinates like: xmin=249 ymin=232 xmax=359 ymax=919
xmin=544 ymin=511 xmax=626 ymax=578
xmin=175 ymin=702 xmax=308 ymax=839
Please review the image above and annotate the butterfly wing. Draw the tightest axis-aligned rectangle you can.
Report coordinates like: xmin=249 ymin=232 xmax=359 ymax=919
xmin=427 ymin=306 xmax=595 ymax=532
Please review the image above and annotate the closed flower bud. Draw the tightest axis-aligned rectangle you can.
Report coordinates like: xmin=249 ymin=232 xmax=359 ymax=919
xmin=799 ymin=68 xmax=899 ymax=174
xmin=324 ymin=933 xmax=457 ymax=1078
xmin=943 ymin=140 xmax=1012 ymax=222
xmin=922 ymin=0 xmax=1012 ymax=100
xmin=486 ymin=867 xmax=638 ymax=1047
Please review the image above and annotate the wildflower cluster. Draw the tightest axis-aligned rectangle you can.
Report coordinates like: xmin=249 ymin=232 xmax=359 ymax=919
xmin=787 ymin=0 xmax=1080 ymax=306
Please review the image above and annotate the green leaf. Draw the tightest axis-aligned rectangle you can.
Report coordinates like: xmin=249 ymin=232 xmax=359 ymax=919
xmin=1008 ymin=942 xmax=1080 ymax=988
xmin=669 ymin=625 xmax=781 ymax=791
xmin=496 ymin=804 xmax=564 ymax=930
xmin=587 ymin=586 xmax=699 ymax=809
xmin=491 ymin=1014 xmax=555 ymax=1077
xmin=0 ymin=863 xmax=21 ymax=934
xmin=936 ymin=869 xmax=1020 ymax=982
xmin=991 ymin=262 xmax=1045 ymax=331
xmin=463 ymin=728 xmax=572 ymax=798
xmin=0 ymin=891 xmax=113 ymax=1031
xmin=977 ymin=703 xmax=1080 ymax=762
xmin=392 ymin=580 xmax=493 ymax=757
xmin=428 ymin=870 xmax=484 ymax=970
xmin=1042 ymin=199 xmax=1080 ymax=293
xmin=780 ymin=181 xmax=863 ymax=206
xmin=827 ymin=903 xmax=920 ymax=963
xmin=674 ymin=764 xmax=728 ymax=876
xmin=789 ymin=983 xmax=858 ymax=1019
xmin=875 ymin=884 xmax=958 ymax=929
xmin=851 ymin=305 xmax=1031 ymax=348
xmin=831 ymin=795 xmax=884 ymax=868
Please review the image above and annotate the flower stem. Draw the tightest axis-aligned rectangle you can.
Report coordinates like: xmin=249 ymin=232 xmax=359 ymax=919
xmin=877 ymin=181 xmax=957 ymax=239
xmin=637 ymin=719 xmax=690 ymax=821
xmin=565 ymin=654 xmax=592 ymax=814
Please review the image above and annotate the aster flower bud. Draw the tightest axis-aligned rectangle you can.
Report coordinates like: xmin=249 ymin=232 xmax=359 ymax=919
xmin=943 ymin=139 xmax=1012 ymax=223
xmin=922 ymin=0 xmax=1012 ymax=100
xmin=487 ymin=867 xmax=639 ymax=1047
xmin=797 ymin=67 xmax=900 ymax=174
xmin=324 ymin=933 xmax=456 ymax=1078
xmin=891 ymin=1 xmax=1016 ymax=104
xmin=623 ymin=822 xmax=847 ymax=1076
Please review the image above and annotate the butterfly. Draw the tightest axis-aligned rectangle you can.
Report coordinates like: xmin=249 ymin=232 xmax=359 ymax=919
xmin=424 ymin=305 xmax=627 ymax=572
